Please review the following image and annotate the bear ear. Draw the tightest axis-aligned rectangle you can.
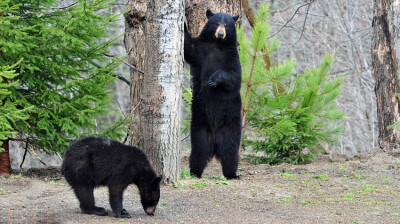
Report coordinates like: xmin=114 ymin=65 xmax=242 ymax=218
xmin=206 ymin=9 xmax=214 ymax=19
xmin=233 ymin=15 xmax=239 ymax=22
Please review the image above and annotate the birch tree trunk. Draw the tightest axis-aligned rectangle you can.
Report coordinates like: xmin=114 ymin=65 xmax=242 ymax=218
xmin=185 ymin=0 xmax=241 ymax=36
xmin=372 ymin=0 xmax=400 ymax=150
xmin=125 ymin=0 xmax=184 ymax=184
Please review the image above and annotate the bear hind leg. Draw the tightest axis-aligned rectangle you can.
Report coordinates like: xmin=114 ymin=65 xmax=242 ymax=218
xmin=189 ymin=128 xmax=213 ymax=178
xmin=216 ymin=127 xmax=240 ymax=180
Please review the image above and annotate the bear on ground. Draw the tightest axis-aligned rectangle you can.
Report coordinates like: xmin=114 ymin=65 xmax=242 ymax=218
xmin=184 ymin=9 xmax=241 ymax=179
xmin=61 ymin=137 xmax=161 ymax=218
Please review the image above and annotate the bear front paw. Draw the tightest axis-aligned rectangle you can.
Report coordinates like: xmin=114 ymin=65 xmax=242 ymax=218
xmin=116 ymin=209 xmax=131 ymax=218
xmin=206 ymin=71 xmax=223 ymax=87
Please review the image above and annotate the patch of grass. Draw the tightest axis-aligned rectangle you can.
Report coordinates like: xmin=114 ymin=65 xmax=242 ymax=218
xmin=381 ymin=175 xmax=390 ymax=185
xmin=355 ymin=170 xmax=363 ymax=180
xmin=312 ymin=174 xmax=329 ymax=181
xmin=339 ymin=167 xmax=346 ymax=172
xmin=391 ymin=213 xmax=399 ymax=216
xmin=191 ymin=183 xmax=206 ymax=188
xmin=49 ymin=181 xmax=67 ymax=186
xmin=300 ymin=200 xmax=316 ymax=205
xmin=215 ymin=180 xmax=232 ymax=186
xmin=278 ymin=173 xmax=297 ymax=181
xmin=162 ymin=202 xmax=168 ymax=206
xmin=342 ymin=193 xmax=355 ymax=201
xmin=277 ymin=196 xmax=293 ymax=204
xmin=361 ymin=184 xmax=373 ymax=194
xmin=353 ymin=220 xmax=364 ymax=224
xmin=172 ymin=181 xmax=184 ymax=188
xmin=0 ymin=187 xmax=6 ymax=195
xmin=10 ymin=173 xmax=22 ymax=179
xmin=181 ymin=168 xmax=196 ymax=179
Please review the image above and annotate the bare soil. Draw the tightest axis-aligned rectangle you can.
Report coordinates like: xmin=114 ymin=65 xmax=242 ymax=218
xmin=1 ymin=152 xmax=400 ymax=224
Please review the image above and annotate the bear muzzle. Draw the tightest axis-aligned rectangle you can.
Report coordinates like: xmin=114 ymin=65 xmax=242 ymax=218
xmin=145 ymin=205 xmax=156 ymax=216
xmin=215 ymin=25 xmax=226 ymax=39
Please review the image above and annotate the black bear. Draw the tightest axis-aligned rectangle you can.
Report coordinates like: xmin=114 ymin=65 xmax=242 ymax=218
xmin=184 ymin=9 xmax=241 ymax=179
xmin=61 ymin=137 xmax=161 ymax=218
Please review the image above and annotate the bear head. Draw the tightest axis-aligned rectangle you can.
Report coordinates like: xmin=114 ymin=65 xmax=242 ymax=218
xmin=139 ymin=176 xmax=162 ymax=216
xmin=199 ymin=9 xmax=239 ymax=45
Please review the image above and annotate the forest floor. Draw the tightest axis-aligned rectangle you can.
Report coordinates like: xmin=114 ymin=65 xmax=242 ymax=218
xmin=1 ymin=151 xmax=400 ymax=224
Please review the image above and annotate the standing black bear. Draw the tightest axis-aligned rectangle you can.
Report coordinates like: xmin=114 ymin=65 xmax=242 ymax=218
xmin=184 ymin=9 xmax=241 ymax=179
xmin=61 ymin=137 xmax=161 ymax=218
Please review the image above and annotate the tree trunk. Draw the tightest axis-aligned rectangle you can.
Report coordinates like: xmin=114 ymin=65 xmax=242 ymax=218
xmin=185 ymin=0 xmax=241 ymax=37
xmin=0 ymin=139 xmax=11 ymax=174
xmin=124 ymin=0 xmax=147 ymax=147
xmin=372 ymin=0 xmax=400 ymax=150
xmin=125 ymin=0 xmax=184 ymax=184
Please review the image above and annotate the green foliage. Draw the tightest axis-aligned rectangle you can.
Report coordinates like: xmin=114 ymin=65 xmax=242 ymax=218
xmin=239 ymin=4 xmax=345 ymax=165
xmin=181 ymin=80 xmax=192 ymax=135
xmin=0 ymin=0 xmax=128 ymax=153
xmin=181 ymin=167 xmax=196 ymax=179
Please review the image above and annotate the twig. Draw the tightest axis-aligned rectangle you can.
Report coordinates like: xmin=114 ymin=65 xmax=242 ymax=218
xmin=51 ymin=2 xmax=78 ymax=10
xmin=181 ymin=135 xmax=190 ymax=142
xmin=89 ymin=60 xmax=131 ymax=86
xmin=104 ymin=53 xmax=144 ymax=74
xmin=28 ymin=146 xmax=48 ymax=167
xmin=291 ymin=0 xmax=313 ymax=46
xmin=269 ymin=0 xmax=315 ymax=39
xmin=112 ymin=73 xmax=131 ymax=86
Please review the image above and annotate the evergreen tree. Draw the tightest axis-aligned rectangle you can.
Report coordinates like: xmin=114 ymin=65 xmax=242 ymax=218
xmin=0 ymin=0 xmax=127 ymax=163
xmin=238 ymin=4 xmax=345 ymax=164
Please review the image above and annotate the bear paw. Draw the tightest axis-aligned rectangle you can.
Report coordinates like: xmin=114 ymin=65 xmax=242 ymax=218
xmin=115 ymin=209 xmax=131 ymax=218
xmin=226 ymin=175 xmax=240 ymax=180
xmin=206 ymin=71 xmax=223 ymax=87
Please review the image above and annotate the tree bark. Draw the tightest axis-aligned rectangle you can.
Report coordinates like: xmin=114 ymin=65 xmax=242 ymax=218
xmin=185 ymin=0 xmax=241 ymax=36
xmin=124 ymin=0 xmax=147 ymax=147
xmin=372 ymin=0 xmax=400 ymax=150
xmin=0 ymin=140 xmax=11 ymax=174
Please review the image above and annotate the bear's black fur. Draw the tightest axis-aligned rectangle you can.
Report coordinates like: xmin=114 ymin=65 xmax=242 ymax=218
xmin=61 ymin=137 xmax=161 ymax=218
xmin=184 ymin=10 xmax=241 ymax=179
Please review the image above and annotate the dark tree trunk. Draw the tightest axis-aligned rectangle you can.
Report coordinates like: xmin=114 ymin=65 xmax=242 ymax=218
xmin=0 ymin=139 xmax=11 ymax=174
xmin=372 ymin=0 xmax=400 ymax=150
xmin=185 ymin=0 xmax=241 ymax=36
xmin=124 ymin=0 xmax=147 ymax=147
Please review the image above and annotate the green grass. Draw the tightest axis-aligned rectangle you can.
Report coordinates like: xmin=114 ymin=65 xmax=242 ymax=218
xmin=312 ymin=174 xmax=330 ymax=181
xmin=10 ymin=173 xmax=22 ymax=179
xmin=191 ymin=183 xmax=206 ymax=188
xmin=49 ymin=181 xmax=67 ymax=186
xmin=181 ymin=168 xmax=196 ymax=179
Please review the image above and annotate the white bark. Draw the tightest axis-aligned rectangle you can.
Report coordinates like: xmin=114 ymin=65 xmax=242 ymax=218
xmin=141 ymin=0 xmax=184 ymax=183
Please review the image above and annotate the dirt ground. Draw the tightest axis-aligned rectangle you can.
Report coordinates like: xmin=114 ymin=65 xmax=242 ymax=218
xmin=1 ymin=151 xmax=400 ymax=224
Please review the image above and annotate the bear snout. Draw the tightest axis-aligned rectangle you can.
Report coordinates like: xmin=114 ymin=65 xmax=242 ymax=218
xmin=145 ymin=206 xmax=156 ymax=216
xmin=215 ymin=25 xmax=226 ymax=39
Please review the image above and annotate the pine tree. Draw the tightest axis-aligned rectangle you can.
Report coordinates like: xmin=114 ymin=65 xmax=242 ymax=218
xmin=0 ymin=0 xmax=127 ymax=164
xmin=238 ymin=4 xmax=345 ymax=164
